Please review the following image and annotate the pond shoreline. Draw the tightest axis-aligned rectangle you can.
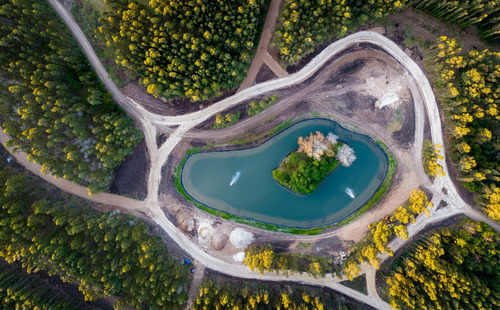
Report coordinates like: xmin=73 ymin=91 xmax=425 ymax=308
xmin=177 ymin=118 xmax=392 ymax=234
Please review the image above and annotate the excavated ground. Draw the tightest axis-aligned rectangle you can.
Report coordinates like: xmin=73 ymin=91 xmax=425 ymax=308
xmin=155 ymin=44 xmax=427 ymax=264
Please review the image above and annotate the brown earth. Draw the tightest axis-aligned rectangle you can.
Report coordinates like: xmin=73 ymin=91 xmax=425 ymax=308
xmin=109 ymin=140 xmax=149 ymax=200
xmin=156 ymin=43 xmax=424 ymax=263
xmin=255 ymin=63 xmax=278 ymax=83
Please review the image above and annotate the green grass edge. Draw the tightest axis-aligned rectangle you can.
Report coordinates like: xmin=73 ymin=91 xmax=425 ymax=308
xmin=173 ymin=125 xmax=395 ymax=235
xmin=336 ymin=140 xmax=396 ymax=226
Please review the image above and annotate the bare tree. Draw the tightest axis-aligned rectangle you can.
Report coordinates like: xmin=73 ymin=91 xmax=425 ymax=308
xmin=336 ymin=144 xmax=357 ymax=167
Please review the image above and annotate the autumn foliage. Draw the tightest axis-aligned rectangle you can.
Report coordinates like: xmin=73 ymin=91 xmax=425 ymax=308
xmin=385 ymin=220 xmax=500 ymax=309
xmin=342 ymin=190 xmax=433 ymax=277
xmin=427 ymin=36 xmax=500 ymax=220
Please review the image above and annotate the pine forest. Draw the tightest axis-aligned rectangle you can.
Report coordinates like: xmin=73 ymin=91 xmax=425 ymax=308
xmin=384 ymin=220 xmax=500 ymax=309
xmin=0 ymin=165 xmax=190 ymax=309
xmin=426 ymin=37 xmax=500 ymax=221
xmin=274 ymin=0 xmax=500 ymax=66
xmin=99 ymin=0 xmax=265 ymax=102
xmin=0 ymin=0 xmax=143 ymax=195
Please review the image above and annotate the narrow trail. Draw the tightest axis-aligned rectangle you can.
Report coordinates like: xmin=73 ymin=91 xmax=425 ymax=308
xmin=263 ymin=51 xmax=289 ymax=77
xmin=3 ymin=2 xmax=493 ymax=309
xmin=185 ymin=265 xmax=206 ymax=310
xmin=0 ymin=130 xmax=147 ymax=214
xmin=238 ymin=0 xmax=284 ymax=91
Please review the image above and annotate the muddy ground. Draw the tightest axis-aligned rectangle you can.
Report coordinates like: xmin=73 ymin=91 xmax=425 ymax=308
xmin=109 ymin=140 xmax=149 ymax=200
xmin=255 ymin=63 xmax=278 ymax=83
xmin=122 ymin=82 xmax=238 ymax=116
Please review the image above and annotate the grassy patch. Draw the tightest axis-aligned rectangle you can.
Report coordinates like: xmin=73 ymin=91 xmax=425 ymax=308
xmin=297 ymin=242 xmax=311 ymax=249
xmin=211 ymin=111 xmax=241 ymax=129
xmin=340 ymin=274 xmax=367 ymax=295
xmin=248 ymin=95 xmax=279 ymax=116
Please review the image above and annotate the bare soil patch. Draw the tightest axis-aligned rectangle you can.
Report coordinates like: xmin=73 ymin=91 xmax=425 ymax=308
xmin=255 ymin=63 xmax=278 ymax=83
xmin=156 ymin=133 xmax=169 ymax=148
xmin=122 ymin=82 xmax=238 ymax=116
xmin=109 ymin=140 xmax=149 ymax=200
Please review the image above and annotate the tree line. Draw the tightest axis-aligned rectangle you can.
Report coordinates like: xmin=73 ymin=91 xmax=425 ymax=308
xmin=0 ymin=0 xmax=143 ymax=195
xmin=425 ymin=36 xmax=500 ymax=221
xmin=244 ymin=243 xmax=344 ymax=279
xmin=274 ymin=0 xmax=407 ymax=66
xmin=0 ymin=165 xmax=190 ymax=309
xmin=274 ymin=0 xmax=500 ymax=66
xmin=243 ymin=190 xmax=434 ymax=281
xmin=384 ymin=219 xmax=499 ymax=309
xmin=0 ymin=259 xmax=81 ymax=310
xmin=99 ymin=0 xmax=265 ymax=102
xmin=192 ymin=278 xmax=366 ymax=310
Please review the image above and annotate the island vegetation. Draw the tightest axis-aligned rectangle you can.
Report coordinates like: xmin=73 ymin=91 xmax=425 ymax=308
xmin=272 ymin=131 xmax=356 ymax=194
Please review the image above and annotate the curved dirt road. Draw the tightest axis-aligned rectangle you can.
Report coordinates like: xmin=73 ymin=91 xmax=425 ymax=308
xmin=5 ymin=2 xmax=492 ymax=309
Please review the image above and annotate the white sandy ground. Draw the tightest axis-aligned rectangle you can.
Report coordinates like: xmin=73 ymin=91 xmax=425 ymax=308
xmin=0 ymin=1 xmax=491 ymax=309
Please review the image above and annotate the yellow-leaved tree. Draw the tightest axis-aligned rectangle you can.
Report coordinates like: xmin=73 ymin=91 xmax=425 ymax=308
xmin=244 ymin=244 xmax=275 ymax=275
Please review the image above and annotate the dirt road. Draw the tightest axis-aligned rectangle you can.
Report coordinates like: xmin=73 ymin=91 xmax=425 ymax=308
xmin=9 ymin=2 xmax=494 ymax=309
xmin=238 ymin=0 xmax=286 ymax=91
xmin=0 ymin=130 xmax=147 ymax=214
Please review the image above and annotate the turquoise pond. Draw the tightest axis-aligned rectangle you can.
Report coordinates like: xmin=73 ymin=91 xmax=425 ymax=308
xmin=181 ymin=119 xmax=388 ymax=228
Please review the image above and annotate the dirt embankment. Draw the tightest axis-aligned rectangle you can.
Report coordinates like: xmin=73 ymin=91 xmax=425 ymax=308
xmin=153 ymin=43 xmax=425 ymax=264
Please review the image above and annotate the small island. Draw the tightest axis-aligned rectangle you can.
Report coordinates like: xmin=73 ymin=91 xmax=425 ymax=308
xmin=272 ymin=131 xmax=356 ymax=194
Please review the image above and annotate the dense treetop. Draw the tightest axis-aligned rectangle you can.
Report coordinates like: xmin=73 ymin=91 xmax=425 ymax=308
xmin=273 ymin=132 xmax=355 ymax=194
xmin=385 ymin=220 xmax=500 ymax=310
xmin=193 ymin=279 xmax=366 ymax=310
xmin=99 ymin=0 xmax=264 ymax=102
xmin=0 ymin=165 xmax=190 ymax=309
xmin=427 ymin=37 xmax=500 ymax=220
xmin=0 ymin=260 xmax=81 ymax=310
xmin=0 ymin=0 xmax=143 ymax=195
xmin=274 ymin=0 xmax=500 ymax=66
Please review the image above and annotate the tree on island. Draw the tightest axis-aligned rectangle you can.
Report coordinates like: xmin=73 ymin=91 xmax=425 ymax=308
xmin=336 ymin=144 xmax=357 ymax=167
xmin=297 ymin=131 xmax=336 ymax=160
xmin=273 ymin=131 xmax=356 ymax=194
